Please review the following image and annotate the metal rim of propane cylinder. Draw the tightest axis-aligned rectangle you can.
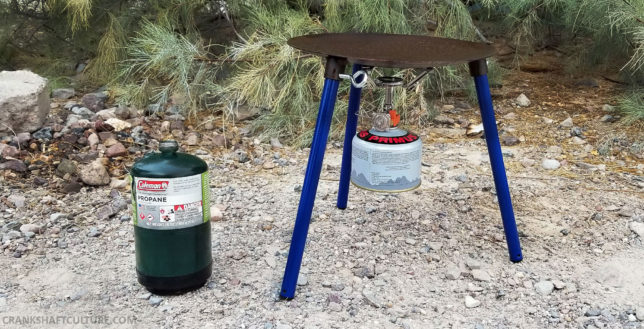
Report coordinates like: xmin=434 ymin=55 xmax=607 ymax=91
xmin=375 ymin=76 xmax=403 ymax=87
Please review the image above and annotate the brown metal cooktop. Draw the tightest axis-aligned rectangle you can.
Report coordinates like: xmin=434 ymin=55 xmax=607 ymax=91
xmin=287 ymin=33 xmax=495 ymax=68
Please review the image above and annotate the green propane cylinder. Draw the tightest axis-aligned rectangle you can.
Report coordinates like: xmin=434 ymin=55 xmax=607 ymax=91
xmin=131 ymin=140 xmax=211 ymax=294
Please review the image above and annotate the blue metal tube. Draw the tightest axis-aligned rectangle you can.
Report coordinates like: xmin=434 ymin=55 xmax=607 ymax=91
xmin=280 ymin=78 xmax=341 ymax=299
xmin=337 ymin=64 xmax=364 ymax=209
xmin=473 ymin=74 xmax=523 ymax=263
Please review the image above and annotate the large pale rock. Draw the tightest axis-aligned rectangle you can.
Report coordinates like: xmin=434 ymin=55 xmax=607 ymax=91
xmin=79 ymin=159 xmax=110 ymax=186
xmin=0 ymin=70 xmax=49 ymax=133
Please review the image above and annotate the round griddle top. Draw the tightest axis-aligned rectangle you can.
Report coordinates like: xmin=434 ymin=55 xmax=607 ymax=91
xmin=287 ymin=33 xmax=495 ymax=68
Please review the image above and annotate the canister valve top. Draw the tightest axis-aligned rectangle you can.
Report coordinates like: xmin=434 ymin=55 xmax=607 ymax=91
xmin=159 ymin=140 xmax=179 ymax=153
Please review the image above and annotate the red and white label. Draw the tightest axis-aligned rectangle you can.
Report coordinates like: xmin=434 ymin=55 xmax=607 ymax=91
xmin=134 ymin=174 xmax=206 ymax=230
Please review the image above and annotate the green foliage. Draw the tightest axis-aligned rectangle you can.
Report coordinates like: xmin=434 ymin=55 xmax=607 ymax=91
xmin=617 ymin=89 xmax=644 ymax=123
xmin=115 ymin=21 xmax=219 ymax=115
xmin=480 ymin=0 xmax=644 ymax=75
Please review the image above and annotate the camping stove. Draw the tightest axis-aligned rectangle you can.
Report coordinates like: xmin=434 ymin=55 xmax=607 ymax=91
xmin=350 ymin=76 xmax=422 ymax=192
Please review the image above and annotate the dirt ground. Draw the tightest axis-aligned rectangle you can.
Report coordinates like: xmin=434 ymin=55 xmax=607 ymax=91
xmin=0 ymin=60 xmax=643 ymax=329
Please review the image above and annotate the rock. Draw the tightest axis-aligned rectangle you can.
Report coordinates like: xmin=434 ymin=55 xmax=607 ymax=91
xmin=468 ymin=283 xmax=484 ymax=292
xmin=55 ymin=159 xmax=77 ymax=177
xmin=105 ymin=143 xmax=127 ymax=158
xmin=33 ymin=176 xmax=48 ymax=186
xmin=534 ymin=280 xmax=554 ymax=295
xmin=297 ymin=274 xmax=308 ymax=286
xmin=262 ymin=161 xmax=275 ymax=169
xmin=137 ymin=292 xmax=152 ymax=300
xmin=571 ymin=136 xmax=586 ymax=145
xmin=79 ymin=159 xmax=110 ymax=186
xmin=105 ymin=118 xmax=131 ymax=131
xmin=87 ymin=227 xmax=101 ymax=237
xmin=81 ymin=92 xmax=108 ymax=112
xmin=71 ymin=106 xmax=95 ymax=119
xmin=560 ymin=117 xmax=573 ymax=127
xmin=585 ymin=308 xmax=602 ymax=317
xmin=95 ymin=109 xmax=116 ymax=121
xmin=235 ymin=106 xmax=260 ymax=121
xmin=465 ymin=259 xmax=482 ymax=270
xmin=600 ymin=114 xmax=617 ymax=123
xmin=170 ymin=120 xmax=184 ymax=130
xmin=185 ymin=133 xmax=199 ymax=146
xmin=520 ymin=158 xmax=535 ymax=167
xmin=87 ymin=133 xmax=99 ymax=149
xmin=13 ymin=132 xmax=30 ymax=146
xmin=0 ymin=70 xmax=50 ymax=133
xmin=148 ymin=296 xmax=163 ymax=306
xmin=471 ymin=269 xmax=491 ymax=282
xmin=434 ymin=115 xmax=455 ymax=125
xmin=20 ymin=224 xmax=41 ymax=234
xmin=630 ymin=222 xmax=644 ymax=238
xmin=516 ymin=93 xmax=531 ymax=107
xmin=602 ymin=104 xmax=615 ymax=112
xmin=636 ymin=307 xmax=644 ymax=321
xmin=465 ymin=296 xmax=481 ymax=308
xmin=235 ymin=150 xmax=249 ymax=163
xmin=97 ymin=132 xmax=115 ymax=141
xmin=7 ymin=194 xmax=25 ymax=208
xmin=0 ymin=160 xmax=27 ymax=172
xmin=62 ymin=180 xmax=83 ymax=193
xmin=542 ymin=159 xmax=561 ymax=170
xmin=362 ymin=290 xmax=381 ymax=308
xmin=51 ymin=88 xmax=75 ymax=99
xmin=354 ymin=266 xmax=375 ymax=279
xmin=570 ymin=126 xmax=583 ymax=137
xmin=445 ymin=266 xmax=461 ymax=280
xmin=270 ymin=138 xmax=283 ymax=149
xmin=501 ymin=135 xmax=520 ymax=146
xmin=212 ymin=134 xmax=227 ymax=148
xmin=3 ymin=231 xmax=21 ymax=241
xmin=160 ymin=121 xmax=171 ymax=133
xmin=114 ymin=106 xmax=130 ymax=120
xmin=109 ymin=178 xmax=128 ymax=189
xmin=465 ymin=123 xmax=485 ymax=136
xmin=503 ymin=112 xmax=517 ymax=120
xmin=32 ymin=127 xmax=52 ymax=140
xmin=210 ymin=206 xmax=223 ymax=221
xmin=552 ymin=280 xmax=565 ymax=290
xmin=96 ymin=196 xmax=126 ymax=220
xmin=0 ymin=144 xmax=19 ymax=158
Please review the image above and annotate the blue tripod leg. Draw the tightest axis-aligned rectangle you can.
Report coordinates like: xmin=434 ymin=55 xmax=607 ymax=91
xmin=280 ymin=57 xmax=346 ymax=299
xmin=469 ymin=59 xmax=523 ymax=263
xmin=337 ymin=64 xmax=364 ymax=209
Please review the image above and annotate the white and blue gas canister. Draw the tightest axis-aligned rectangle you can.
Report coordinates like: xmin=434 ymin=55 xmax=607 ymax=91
xmin=350 ymin=76 xmax=422 ymax=192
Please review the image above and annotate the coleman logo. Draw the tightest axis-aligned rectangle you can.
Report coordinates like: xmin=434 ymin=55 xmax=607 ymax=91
xmin=137 ymin=180 xmax=169 ymax=191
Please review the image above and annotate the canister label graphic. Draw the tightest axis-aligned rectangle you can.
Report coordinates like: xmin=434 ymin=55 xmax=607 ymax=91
xmin=133 ymin=173 xmax=210 ymax=230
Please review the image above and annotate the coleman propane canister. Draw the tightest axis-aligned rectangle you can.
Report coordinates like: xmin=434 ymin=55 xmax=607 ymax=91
xmin=131 ymin=140 xmax=212 ymax=294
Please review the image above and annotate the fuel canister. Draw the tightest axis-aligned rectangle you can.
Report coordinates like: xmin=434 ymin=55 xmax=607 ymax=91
xmin=131 ymin=140 xmax=212 ymax=294
xmin=350 ymin=127 xmax=422 ymax=192
xmin=350 ymin=76 xmax=422 ymax=192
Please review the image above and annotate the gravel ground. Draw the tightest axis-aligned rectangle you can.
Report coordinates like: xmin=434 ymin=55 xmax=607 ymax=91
xmin=1 ymin=130 xmax=643 ymax=329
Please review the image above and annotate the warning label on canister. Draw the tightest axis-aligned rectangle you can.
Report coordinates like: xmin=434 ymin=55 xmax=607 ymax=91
xmin=133 ymin=173 xmax=210 ymax=230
